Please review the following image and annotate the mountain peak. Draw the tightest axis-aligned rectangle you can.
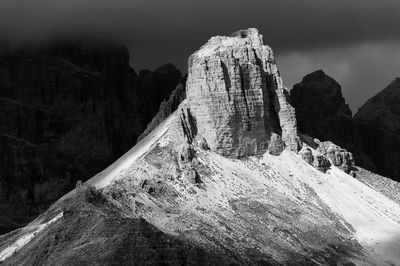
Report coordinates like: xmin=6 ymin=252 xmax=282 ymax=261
xmin=230 ymin=28 xmax=260 ymax=38
xmin=310 ymin=69 xmax=326 ymax=75
xmin=354 ymin=77 xmax=400 ymax=182
xmin=190 ymin=28 xmax=265 ymax=62
xmin=363 ymin=77 xmax=400 ymax=103
xmin=291 ymin=70 xmax=356 ymax=151
xmin=390 ymin=77 xmax=400 ymax=87
xmin=184 ymin=29 xmax=301 ymax=157
xmin=302 ymin=69 xmax=332 ymax=83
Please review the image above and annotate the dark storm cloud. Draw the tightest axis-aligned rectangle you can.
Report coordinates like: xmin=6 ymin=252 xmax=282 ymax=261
xmin=0 ymin=0 xmax=399 ymax=110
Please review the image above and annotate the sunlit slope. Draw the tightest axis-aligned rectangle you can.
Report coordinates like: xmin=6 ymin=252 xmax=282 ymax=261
xmin=1 ymin=110 xmax=400 ymax=265
xmin=87 ymin=111 xmax=400 ymax=265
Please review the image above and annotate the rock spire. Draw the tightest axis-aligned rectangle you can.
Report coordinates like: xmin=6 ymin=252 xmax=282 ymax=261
xmin=181 ymin=28 xmax=301 ymax=157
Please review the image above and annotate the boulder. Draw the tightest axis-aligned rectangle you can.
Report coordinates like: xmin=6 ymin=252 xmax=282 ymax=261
xmin=177 ymin=144 xmax=195 ymax=164
xmin=197 ymin=137 xmax=210 ymax=150
xmin=317 ymin=141 xmax=355 ymax=174
xmin=314 ymin=154 xmax=331 ymax=173
xmin=268 ymin=134 xmax=285 ymax=156
xmin=299 ymin=147 xmax=313 ymax=165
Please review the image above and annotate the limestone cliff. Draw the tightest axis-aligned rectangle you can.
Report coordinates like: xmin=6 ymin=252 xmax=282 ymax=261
xmin=183 ymin=28 xmax=301 ymax=157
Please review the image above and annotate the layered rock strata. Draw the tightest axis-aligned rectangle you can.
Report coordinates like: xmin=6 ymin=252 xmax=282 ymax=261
xmin=184 ymin=28 xmax=301 ymax=157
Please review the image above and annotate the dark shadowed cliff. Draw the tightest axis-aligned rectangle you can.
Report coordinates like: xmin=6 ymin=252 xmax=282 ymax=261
xmin=0 ymin=41 xmax=183 ymax=234
xmin=354 ymin=78 xmax=400 ymax=182
xmin=290 ymin=70 xmax=374 ymax=170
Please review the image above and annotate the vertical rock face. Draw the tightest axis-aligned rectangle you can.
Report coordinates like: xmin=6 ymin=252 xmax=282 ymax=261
xmin=185 ymin=28 xmax=301 ymax=157
xmin=291 ymin=70 xmax=374 ymax=169
xmin=354 ymin=78 xmax=400 ymax=182
xmin=0 ymin=41 xmax=182 ymax=233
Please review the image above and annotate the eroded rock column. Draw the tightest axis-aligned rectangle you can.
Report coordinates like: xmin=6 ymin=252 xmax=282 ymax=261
xmin=184 ymin=28 xmax=301 ymax=157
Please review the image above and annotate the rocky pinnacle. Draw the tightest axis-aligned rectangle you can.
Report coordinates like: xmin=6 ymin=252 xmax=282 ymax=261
xmin=182 ymin=28 xmax=301 ymax=157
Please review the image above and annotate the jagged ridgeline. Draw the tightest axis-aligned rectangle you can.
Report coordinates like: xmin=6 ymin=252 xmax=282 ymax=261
xmin=1 ymin=29 xmax=400 ymax=266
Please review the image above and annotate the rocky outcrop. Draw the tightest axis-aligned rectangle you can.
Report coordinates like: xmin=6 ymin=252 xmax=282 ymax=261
xmin=0 ymin=41 xmax=183 ymax=233
xmin=184 ymin=28 xmax=301 ymax=158
xmin=291 ymin=70 xmax=374 ymax=170
xmin=313 ymin=154 xmax=331 ymax=173
xmin=299 ymin=146 xmax=331 ymax=173
xmin=354 ymin=78 xmax=400 ymax=182
xmin=299 ymin=140 xmax=355 ymax=175
xmin=177 ymin=143 xmax=202 ymax=184
xmin=299 ymin=147 xmax=314 ymax=165
xmin=317 ymin=141 xmax=355 ymax=174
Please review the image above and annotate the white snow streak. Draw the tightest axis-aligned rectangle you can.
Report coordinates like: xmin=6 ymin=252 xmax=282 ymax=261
xmin=87 ymin=114 xmax=175 ymax=188
xmin=0 ymin=212 xmax=63 ymax=262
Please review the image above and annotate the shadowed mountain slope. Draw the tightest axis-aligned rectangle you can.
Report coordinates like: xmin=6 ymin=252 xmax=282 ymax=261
xmin=0 ymin=184 xmax=236 ymax=266
xmin=354 ymin=78 xmax=400 ymax=182
xmin=0 ymin=41 xmax=183 ymax=234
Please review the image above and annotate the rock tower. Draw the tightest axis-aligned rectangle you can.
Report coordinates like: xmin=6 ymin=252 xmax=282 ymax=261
xmin=182 ymin=28 xmax=301 ymax=157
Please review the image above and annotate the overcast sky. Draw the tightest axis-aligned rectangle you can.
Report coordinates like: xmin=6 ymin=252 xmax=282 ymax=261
xmin=1 ymin=0 xmax=399 ymax=112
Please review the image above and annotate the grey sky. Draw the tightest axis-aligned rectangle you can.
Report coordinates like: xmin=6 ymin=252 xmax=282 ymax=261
xmin=1 ymin=0 xmax=399 ymax=112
